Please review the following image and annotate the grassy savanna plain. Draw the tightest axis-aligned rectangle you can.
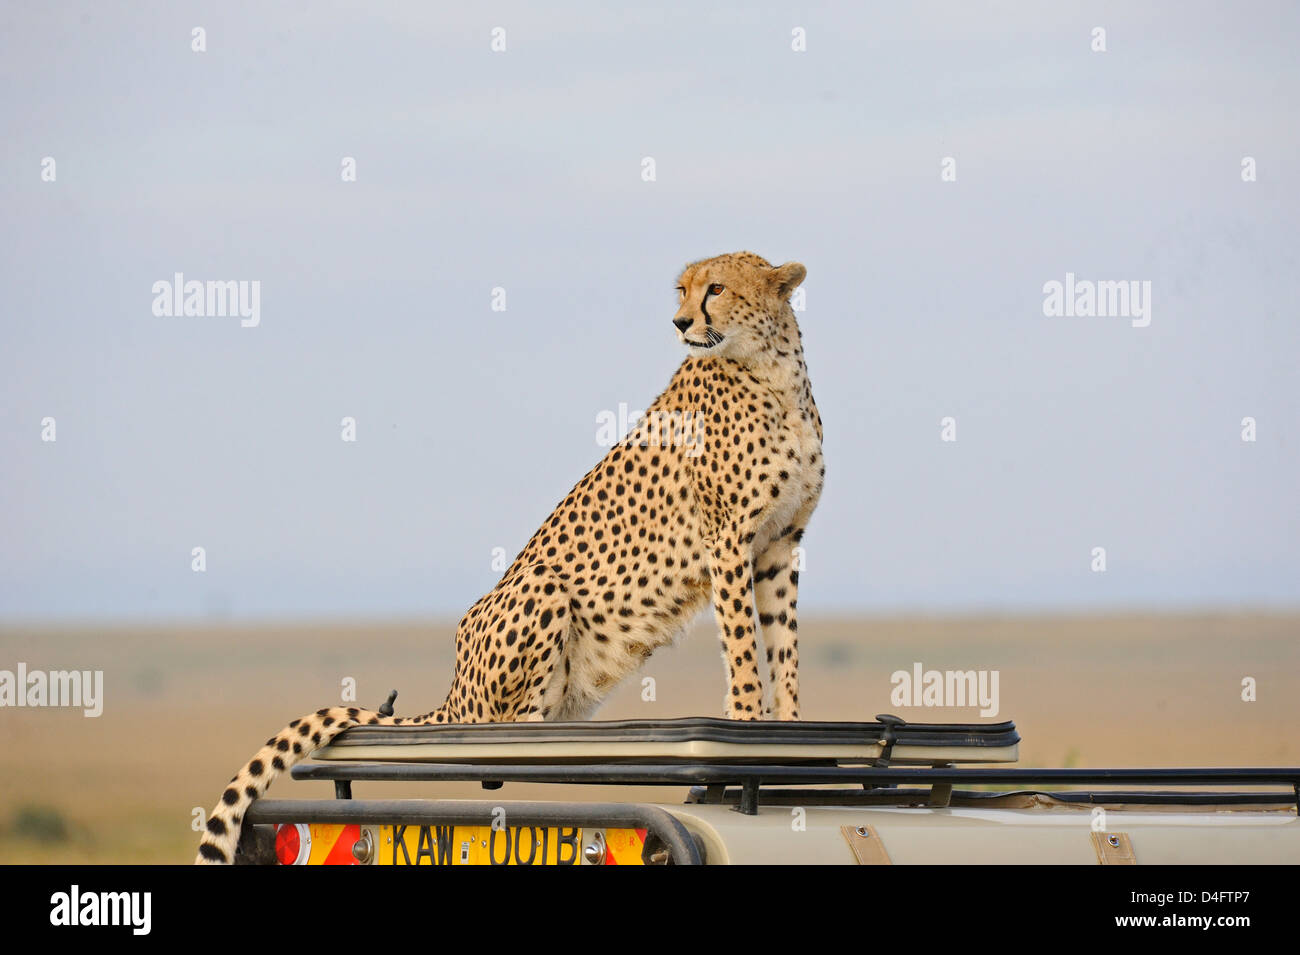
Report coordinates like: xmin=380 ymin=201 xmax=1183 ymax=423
xmin=0 ymin=612 xmax=1296 ymax=863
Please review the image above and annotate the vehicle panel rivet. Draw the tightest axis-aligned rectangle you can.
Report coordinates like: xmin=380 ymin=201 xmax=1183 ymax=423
xmin=584 ymin=831 xmax=607 ymax=864
xmin=352 ymin=830 xmax=375 ymax=864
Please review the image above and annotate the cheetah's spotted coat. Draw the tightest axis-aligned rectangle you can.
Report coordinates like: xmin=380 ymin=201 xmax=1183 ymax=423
xmin=197 ymin=252 xmax=823 ymax=863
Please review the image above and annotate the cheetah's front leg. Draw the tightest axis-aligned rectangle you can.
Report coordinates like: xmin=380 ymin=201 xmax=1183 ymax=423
xmin=755 ymin=502 xmax=816 ymax=720
xmin=708 ymin=529 xmax=764 ymax=719
xmin=755 ymin=541 xmax=803 ymax=720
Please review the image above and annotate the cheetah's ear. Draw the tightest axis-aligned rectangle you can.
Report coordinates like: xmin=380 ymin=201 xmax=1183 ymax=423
xmin=769 ymin=262 xmax=806 ymax=300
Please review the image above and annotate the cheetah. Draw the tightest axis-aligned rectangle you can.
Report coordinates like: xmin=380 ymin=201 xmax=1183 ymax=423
xmin=196 ymin=251 xmax=823 ymax=864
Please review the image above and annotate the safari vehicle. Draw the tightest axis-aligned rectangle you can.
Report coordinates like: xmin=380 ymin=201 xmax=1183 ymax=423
xmin=238 ymin=715 xmax=1300 ymax=865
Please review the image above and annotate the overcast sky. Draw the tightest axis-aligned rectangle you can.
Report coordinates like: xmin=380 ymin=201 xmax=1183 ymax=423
xmin=1 ymin=2 xmax=1297 ymax=621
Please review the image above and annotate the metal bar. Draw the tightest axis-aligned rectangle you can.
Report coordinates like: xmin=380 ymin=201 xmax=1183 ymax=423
xmin=735 ymin=777 xmax=760 ymax=815
xmin=292 ymin=761 xmax=1300 ymax=789
xmin=690 ymin=786 xmax=1299 ymax=808
xmin=244 ymin=799 xmax=704 ymax=865
xmin=927 ymin=783 xmax=953 ymax=807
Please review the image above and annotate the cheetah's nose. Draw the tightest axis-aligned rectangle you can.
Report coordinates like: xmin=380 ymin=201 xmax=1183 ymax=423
xmin=673 ymin=317 xmax=693 ymax=333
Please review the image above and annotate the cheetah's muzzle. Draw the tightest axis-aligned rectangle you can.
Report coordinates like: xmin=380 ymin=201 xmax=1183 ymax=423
xmin=685 ymin=327 xmax=726 ymax=349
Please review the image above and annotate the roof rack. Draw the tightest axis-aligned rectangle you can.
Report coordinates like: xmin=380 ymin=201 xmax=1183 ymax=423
xmin=293 ymin=715 xmax=1300 ymax=815
xmin=311 ymin=713 xmax=1020 ymax=765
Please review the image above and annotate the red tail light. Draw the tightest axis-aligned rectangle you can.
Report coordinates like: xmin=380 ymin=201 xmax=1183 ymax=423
xmin=275 ymin=823 xmax=311 ymax=865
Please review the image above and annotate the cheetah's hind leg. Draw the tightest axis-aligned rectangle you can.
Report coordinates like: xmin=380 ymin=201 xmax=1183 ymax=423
xmin=489 ymin=563 xmax=574 ymax=722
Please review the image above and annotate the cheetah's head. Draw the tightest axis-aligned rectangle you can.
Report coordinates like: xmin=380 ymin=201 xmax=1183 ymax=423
xmin=672 ymin=252 xmax=806 ymax=363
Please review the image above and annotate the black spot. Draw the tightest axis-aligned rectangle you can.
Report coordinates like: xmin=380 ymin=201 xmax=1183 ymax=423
xmin=221 ymin=787 xmax=239 ymax=806
xmin=248 ymin=759 xmax=264 ymax=777
xmin=198 ymin=843 xmax=228 ymax=863
xmin=206 ymin=816 xmax=227 ymax=835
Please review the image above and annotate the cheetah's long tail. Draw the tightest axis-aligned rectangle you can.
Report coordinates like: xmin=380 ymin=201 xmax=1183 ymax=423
xmin=195 ymin=705 xmax=420 ymax=865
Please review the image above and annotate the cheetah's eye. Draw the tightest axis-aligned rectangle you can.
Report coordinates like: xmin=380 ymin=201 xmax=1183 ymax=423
xmin=708 ymin=283 xmax=725 ymax=296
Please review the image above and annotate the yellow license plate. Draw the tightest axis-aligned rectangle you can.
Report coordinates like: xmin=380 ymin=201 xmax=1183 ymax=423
xmin=274 ymin=822 xmax=648 ymax=865
xmin=380 ymin=824 xmax=647 ymax=866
